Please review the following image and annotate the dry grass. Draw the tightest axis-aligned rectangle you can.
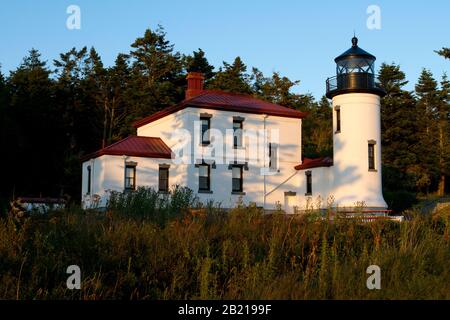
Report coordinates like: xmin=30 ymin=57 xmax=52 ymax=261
xmin=0 ymin=189 xmax=449 ymax=300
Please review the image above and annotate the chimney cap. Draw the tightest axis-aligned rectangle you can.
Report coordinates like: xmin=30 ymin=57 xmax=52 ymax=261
xmin=186 ymin=72 xmax=205 ymax=100
xmin=186 ymin=72 xmax=205 ymax=79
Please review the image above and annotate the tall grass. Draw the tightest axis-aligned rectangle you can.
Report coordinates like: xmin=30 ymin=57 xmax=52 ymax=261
xmin=0 ymin=188 xmax=449 ymax=300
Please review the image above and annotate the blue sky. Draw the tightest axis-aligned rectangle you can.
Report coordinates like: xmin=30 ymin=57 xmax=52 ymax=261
xmin=0 ymin=0 xmax=448 ymax=99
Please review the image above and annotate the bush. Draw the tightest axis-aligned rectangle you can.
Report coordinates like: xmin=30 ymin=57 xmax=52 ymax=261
xmin=106 ymin=186 xmax=200 ymax=224
xmin=384 ymin=190 xmax=418 ymax=213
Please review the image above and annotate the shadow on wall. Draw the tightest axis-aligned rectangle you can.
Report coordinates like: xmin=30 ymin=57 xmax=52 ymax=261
xmin=330 ymin=137 xmax=362 ymax=205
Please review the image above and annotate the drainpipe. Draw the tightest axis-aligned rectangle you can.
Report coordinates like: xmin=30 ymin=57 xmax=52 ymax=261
xmin=90 ymin=158 xmax=95 ymax=195
xmin=263 ymin=114 xmax=268 ymax=211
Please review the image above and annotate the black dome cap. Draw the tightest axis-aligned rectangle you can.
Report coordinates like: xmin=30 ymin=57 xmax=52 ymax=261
xmin=334 ymin=37 xmax=376 ymax=63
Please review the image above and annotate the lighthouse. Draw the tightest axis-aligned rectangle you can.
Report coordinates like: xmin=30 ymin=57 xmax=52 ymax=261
xmin=326 ymin=37 xmax=387 ymax=210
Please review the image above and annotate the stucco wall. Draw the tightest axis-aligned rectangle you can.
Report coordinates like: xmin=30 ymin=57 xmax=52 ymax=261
xmin=331 ymin=93 xmax=387 ymax=209
xmin=82 ymin=155 xmax=186 ymax=209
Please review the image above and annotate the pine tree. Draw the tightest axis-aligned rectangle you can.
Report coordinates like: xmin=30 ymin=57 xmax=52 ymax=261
xmin=129 ymin=25 xmax=184 ymax=118
xmin=377 ymin=63 xmax=419 ymax=191
xmin=108 ymin=54 xmax=132 ymax=141
xmin=252 ymin=69 xmax=301 ymax=106
xmin=437 ymin=74 xmax=450 ymax=194
xmin=435 ymin=47 xmax=450 ymax=59
xmin=184 ymin=48 xmax=215 ymax=80
xmin=415 ymin=69 xmax=441 ymax=194
xmin=301 ymin=96 xmax=332 ymax=158
xmin=8 ymin=49 xmax=63 ymax=196
xmin=207 ymin=57 xmax=252 ymax=94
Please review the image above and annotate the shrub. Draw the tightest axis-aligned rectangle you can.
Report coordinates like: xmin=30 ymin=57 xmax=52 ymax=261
xmin=383 ymin=190 xmax=418 ymax=213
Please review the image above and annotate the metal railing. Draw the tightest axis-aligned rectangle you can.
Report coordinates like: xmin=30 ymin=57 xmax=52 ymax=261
xmin=326 ymin=72 xmax=384 ymax=94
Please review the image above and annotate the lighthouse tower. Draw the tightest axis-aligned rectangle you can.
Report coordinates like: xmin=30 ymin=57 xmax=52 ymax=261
xmin=326 ymin=37 xmax=387 ymax=209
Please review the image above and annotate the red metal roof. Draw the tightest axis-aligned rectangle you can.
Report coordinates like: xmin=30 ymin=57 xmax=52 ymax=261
xmin=133 ymin=90 xmax=307 ymax=128
xmin=294 ymin=157 xmax=333 ymax=170
xmin=81 ymin=136 xmax=173 ymax=161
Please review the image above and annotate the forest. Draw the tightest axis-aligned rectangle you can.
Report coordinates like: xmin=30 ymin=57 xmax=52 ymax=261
xmin=0 ymin=25 xmax=449 ymax=212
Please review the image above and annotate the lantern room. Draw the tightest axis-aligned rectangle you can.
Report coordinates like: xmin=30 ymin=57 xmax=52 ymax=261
xmin=326 ymin=37 xmax=385 ymax=98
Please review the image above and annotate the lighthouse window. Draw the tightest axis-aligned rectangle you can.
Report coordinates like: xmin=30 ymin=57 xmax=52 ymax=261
xmin=335 ymin=106 xmax=341 ymax=133
xmin=336 ymin=109 xmax=341 ymax=132
xmin=368 ymin=142 xmax=376 ymax=171
xmin=305 ymin=171 xmax=312 ymax=195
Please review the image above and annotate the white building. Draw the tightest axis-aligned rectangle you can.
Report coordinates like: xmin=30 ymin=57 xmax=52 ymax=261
xmin=81 ymin=37 xmax=388 ymax=212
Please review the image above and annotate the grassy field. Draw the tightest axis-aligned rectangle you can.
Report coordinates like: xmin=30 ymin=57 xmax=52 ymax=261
xmin=0 ymin=188 xmax=449 ymax=300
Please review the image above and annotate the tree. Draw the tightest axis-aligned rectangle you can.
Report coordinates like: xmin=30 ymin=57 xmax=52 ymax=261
xmin=414 ymin=69 xmax=441 ymax=194
xmin=128 ymin=25 xmax=184 ymax=119
xmin=106 ymin=54 xmax=132 ymax=141
xmin=437 ymin=74 xmax=450 ymax=194
xmin=207 ymin=57 xmax=252 ymax=94
xmin=435 ymin=47 xmax=450 ymax=59
xmin=8 ymin=49 xmax=63 ymax=196
xmin=184 ymin=48 xmax=215 ymax=80
xmin=377 ymin=63 xmax=419 ymax=191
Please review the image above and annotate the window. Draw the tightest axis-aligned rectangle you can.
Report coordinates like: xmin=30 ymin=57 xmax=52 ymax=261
xmin=200 ymin=117 xmax=210 ymax=145
xmin=269 ymin=143 xmax=278 ymax=170
xmin=305 ymin=171 xmax=312 ymax=195
xmin=368 ymin=142 xmax=376 ymax=170
xmin=336 ymin=108 xmax=341 ymax=132
xmin=87 ymin=165 xmax=91 ymax=194
xmin=198 ymin=164 xmax=210 ymax=191
xmin=159 ymin=167 xmax=169 ymax=192
xmin=232 ymin=166 xmax=243 ymax=193
xmin=125 ymin=165 xmax=136 ymax=191
xmin=233 ymin=119 xmax=243 ymax=148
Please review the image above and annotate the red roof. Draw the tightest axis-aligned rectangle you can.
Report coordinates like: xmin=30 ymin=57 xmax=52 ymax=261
xmin=294 ymin=157 xmax=333 ymax=170
xmin=133 ymin=90 xmax=307 ymax=128
xmin=81 ymin=136 xmax=173 ymax=161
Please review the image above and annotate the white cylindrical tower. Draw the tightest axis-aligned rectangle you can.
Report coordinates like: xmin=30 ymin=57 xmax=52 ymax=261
xmin=326 ymin=37 xmax=387 ymax=209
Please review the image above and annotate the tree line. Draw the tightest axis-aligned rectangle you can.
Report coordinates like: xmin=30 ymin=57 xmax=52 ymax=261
xmin=0 ymin=25 xmax=448 ymax=209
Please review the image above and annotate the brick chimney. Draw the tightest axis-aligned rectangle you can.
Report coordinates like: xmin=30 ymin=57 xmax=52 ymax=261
xmin=185 ymin=72 xmax=205 ymax=100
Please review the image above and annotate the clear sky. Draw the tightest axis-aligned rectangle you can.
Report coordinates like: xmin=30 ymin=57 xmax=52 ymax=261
xmin=0 ymin=0 xmax=448 ymax=99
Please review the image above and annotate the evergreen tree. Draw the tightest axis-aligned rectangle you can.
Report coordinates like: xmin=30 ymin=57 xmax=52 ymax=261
xmin=207 ymin=57 xmax=252 ymax=94
xmin=184 ymin=48 xmax=215 ymax=80
xmin=252 ymin=69 xmax=300 ymax=106
xmin=377 ymin=63 xmax=419 ymax=191
xmin=435 ymin=47 xmax=450 ymax=59
xmin=129 ymin=25 xmax=184 ymax=119
xmin=414 ymin=69 xmax=441 ymax=194
xmin=300 ymin=96 xmax=332 ymax=158
xmin=107 ymin=54 xmax=132 ymax=141
xmin=8 ymin=49 xmax=63 ymax=196
xmin=437 ymin=74 xmax=450 ymax=194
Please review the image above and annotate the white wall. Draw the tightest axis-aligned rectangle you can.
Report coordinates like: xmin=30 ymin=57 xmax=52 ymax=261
xmin=81 ymin=155 xmax=186 ymax=209
xmin=185 ymin=108 xmax=302 ymax=209
xmin=331 ymin=93 xmax=387 ymax=209
xmin=82 ymin=95 xmax=387 ymax=212
xmin=136 ymin=107 xmax=303 ymax=209
xmin=296 ymin=167 xmax=333 ymax=211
